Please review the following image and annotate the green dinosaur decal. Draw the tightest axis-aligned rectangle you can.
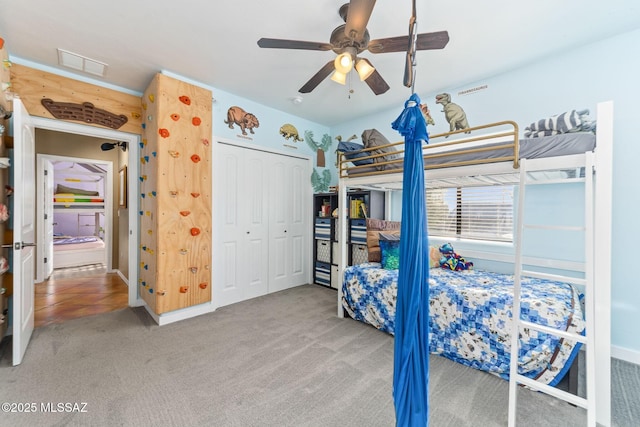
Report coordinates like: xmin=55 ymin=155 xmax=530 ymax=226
xmin=304 ymin=130 xmax=332 ymax=152
xmin=305 ymin=130 xmax=333 ymax=168
xmin=311 ymin=168 xmax=331 ymax=193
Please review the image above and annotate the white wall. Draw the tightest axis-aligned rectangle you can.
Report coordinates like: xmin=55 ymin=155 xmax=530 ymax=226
xmin=330 ymin=29 xmax=640 ymax=357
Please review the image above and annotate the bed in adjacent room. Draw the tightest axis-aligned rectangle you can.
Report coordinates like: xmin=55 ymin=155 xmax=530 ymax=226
xmin=51 ymin=171 xmax=107 ymax=269
xmin=53 ymin=235 xmax=106 ymax=268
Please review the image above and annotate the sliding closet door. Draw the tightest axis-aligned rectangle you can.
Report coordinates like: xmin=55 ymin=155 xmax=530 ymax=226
xmin=268 ymin=154 xmax=309 ymax=292
xmin=217 ymin=144 xmax=269 ymax=307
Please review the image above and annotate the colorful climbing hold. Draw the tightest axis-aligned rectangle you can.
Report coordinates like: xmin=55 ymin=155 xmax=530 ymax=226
xmin=199 ymin=283 xmax=208 ymax=290
xmin=179 ymin=96 xmax=191 ymax=105
xmin=179 ymin=286 xmax=189 ymax=293
xmin=179 ymin=211 xmax=191 ymax=217
xmin=190 ymin=227 xmax=201 ymax=236
xmin=190 ymin=192 xmax=200 ymax=198
xmin=191 ymin=154 xmax=201 ymax=163
xmin=192 ymin=117 xmax=201 ymax=126
xmin=170 ymin=113 xmax=180 ymax=121
xmin=159 ymin=128 xmax=170 ymax=138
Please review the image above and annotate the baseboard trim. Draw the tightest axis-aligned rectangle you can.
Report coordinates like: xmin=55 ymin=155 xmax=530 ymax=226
xmin=612 ymin=345 xmax=640 ymax=366
xmin=114 ymin=269 xmax=129 ymax=286
xmin=143 ymin=301 xmax=215 ymax=326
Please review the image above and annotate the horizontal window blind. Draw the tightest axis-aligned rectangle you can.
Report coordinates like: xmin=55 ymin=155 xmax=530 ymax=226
xmin=426 ymin=185 xmax=514 ymax=242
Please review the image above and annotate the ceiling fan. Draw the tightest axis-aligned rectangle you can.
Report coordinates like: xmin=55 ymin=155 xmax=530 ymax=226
xmin=257 ymin=0 xmax=449 ymax=95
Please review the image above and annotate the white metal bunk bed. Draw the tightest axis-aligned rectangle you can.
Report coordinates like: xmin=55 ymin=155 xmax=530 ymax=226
xmin=336 ymin=101 xmax=613 ymax=426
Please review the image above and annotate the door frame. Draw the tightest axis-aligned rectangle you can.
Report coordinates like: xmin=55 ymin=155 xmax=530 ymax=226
xmin=36 ymin=153 xmax=114 ymax=282
xmin=30 ymin=116 xmax=141 ymax=307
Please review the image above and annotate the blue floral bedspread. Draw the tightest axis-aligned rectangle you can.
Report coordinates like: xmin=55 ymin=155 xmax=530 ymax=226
xmin=342 ymin=263 xmax=585 ymax=386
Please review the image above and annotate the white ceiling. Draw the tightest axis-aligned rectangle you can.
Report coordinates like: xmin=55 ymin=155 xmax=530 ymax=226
xmin=1 ymin=0 xmax=639 ymax=127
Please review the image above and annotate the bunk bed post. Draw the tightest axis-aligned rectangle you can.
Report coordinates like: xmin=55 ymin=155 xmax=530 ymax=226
xmin=594 ymin=101 xmax=613 ymax=426
xmin=337 ymin=178 xmax=348 ymax=318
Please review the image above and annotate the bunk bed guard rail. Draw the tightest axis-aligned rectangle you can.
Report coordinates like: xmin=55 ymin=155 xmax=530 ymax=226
xmin=338 ymin=121 xmax=520 ymax=178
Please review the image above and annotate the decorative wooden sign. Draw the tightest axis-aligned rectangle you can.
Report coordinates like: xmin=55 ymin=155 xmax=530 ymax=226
xmin=41 ymin=98 xmax=128 ymax=129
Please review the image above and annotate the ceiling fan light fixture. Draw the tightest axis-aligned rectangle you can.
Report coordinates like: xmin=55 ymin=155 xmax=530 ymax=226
xmin=334 ymin=52 xmax=353 ymax=74
xmin=330 ymin=71 xmax=347 ymax=85
xmin=355 ymin=58 xmax=375 ymax=81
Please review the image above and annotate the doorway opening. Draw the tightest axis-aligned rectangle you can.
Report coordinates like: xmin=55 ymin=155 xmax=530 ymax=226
xmin=30 ymin=118 xmax=139 ymax=326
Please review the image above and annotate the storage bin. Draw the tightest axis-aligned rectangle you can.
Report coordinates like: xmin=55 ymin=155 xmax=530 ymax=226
xmin=331 ymin=265 xmax=340 ymax=289
xmin=316 ymin=240 xmax=331 ymax=263
xmin=315 ymin=262 xmax=331 ymax=286
xmin=350 ymin=219 xmax=367 ymax=244
xmin=332 ymin=241 xmax=341 ymax=264
xmin=351 ymin=244 xmax=369 ymax=265
xmin=314 ymin=218 xmax=331 ymax=239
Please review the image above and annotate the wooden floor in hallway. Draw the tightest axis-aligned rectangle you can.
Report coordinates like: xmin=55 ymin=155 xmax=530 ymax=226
xmin=34 ymin=264 xmax=129 ymax=328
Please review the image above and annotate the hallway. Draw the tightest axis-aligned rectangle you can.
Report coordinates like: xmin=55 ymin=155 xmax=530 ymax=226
xmin=34 ymin=265 xmax=128 ymax=328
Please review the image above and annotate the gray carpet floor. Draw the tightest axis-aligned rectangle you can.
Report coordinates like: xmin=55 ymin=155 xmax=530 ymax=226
xmin=0 ymin=284 xmax=637 ymax=427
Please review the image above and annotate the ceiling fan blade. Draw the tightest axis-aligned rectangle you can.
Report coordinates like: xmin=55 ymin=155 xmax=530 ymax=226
xmin=257 ymin=38 xmax=332 ymax=51
xmin=362 ymin=61 xmax=390 ymax=95
xmin=344 ymin=0 xmax=376 ymax=40
xmin=299 ymin=61 xmax=336 ymax=93
xmin=368 ymin=31 xmax=450 ymax=53
xmin=416 ymin=31 xmax=450 ymax=50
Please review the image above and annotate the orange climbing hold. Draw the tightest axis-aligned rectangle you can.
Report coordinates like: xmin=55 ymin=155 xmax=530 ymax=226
xmin=170 ymin=113 xmax=180 ymax=121
xmin=199 ymin=283 xmax=208 ymax=290
xmin=180 ymin=211 xmax=191 ymax=216
xmin=159 ymin=128 xmax=170 ymax=138
xmin=191 ymin=154 xmax=201 ymax=163
xmin=179 ymin=286 xmax=189 ymax=293
xmin=190 ymin=227 xmax=201 ymax=236
xmin=192 ymin=117 xmax=201 ymax=126
xmin=190 ymin=192 xmax=200 ymax=198
xmin=179 ymin=96 xmax=191 ymax=105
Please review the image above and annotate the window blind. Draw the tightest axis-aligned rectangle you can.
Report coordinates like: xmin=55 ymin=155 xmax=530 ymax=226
xmin=426 ymin=185 xmax=514 ymax=242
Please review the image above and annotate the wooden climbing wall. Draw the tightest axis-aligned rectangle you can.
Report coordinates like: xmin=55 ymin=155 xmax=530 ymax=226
xmin=139 ymin=73 xmax=212 ymax=314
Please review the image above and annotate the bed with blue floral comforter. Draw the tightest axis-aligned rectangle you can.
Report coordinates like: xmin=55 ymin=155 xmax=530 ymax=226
xmin=342 ymin=263 xmax=585 ymax=386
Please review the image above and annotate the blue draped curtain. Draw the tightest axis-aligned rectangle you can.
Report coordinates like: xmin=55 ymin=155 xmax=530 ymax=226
xmin=391 ymin=93 xmax=430 ymax=427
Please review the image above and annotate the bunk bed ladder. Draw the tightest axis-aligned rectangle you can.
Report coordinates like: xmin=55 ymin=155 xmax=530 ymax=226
xmin=508 ymin=156 xmax=597 ymax=426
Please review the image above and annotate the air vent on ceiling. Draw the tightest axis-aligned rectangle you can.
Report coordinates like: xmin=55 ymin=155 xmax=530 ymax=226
xmin=57 ymin=48 xmax=108 ymax=77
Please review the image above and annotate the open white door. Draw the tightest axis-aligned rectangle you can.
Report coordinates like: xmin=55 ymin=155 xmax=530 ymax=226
xmin=36 ymin=157 xmax=54 ymax=282
xmin=11 ymin=98 xmax=36 ymax=366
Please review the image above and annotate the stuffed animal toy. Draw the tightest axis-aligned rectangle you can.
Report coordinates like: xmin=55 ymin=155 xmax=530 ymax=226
xmin=439 ymin=243 xmax=473 ymax=271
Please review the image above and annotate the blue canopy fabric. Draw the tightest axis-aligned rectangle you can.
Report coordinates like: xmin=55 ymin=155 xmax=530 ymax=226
xmin=391 ymin=93 xmax=431 ymax=427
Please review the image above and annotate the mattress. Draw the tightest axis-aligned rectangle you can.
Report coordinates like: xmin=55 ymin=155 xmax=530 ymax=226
xmin=54 ymin=193 xmax=105 ymax=203
xmin=346 ymin=132 xmax=596 ymax=174
xmin=54 ymin=236 xmax=105 ymax=251
xmin=342 ymin=263 xmax=585 ymax=386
